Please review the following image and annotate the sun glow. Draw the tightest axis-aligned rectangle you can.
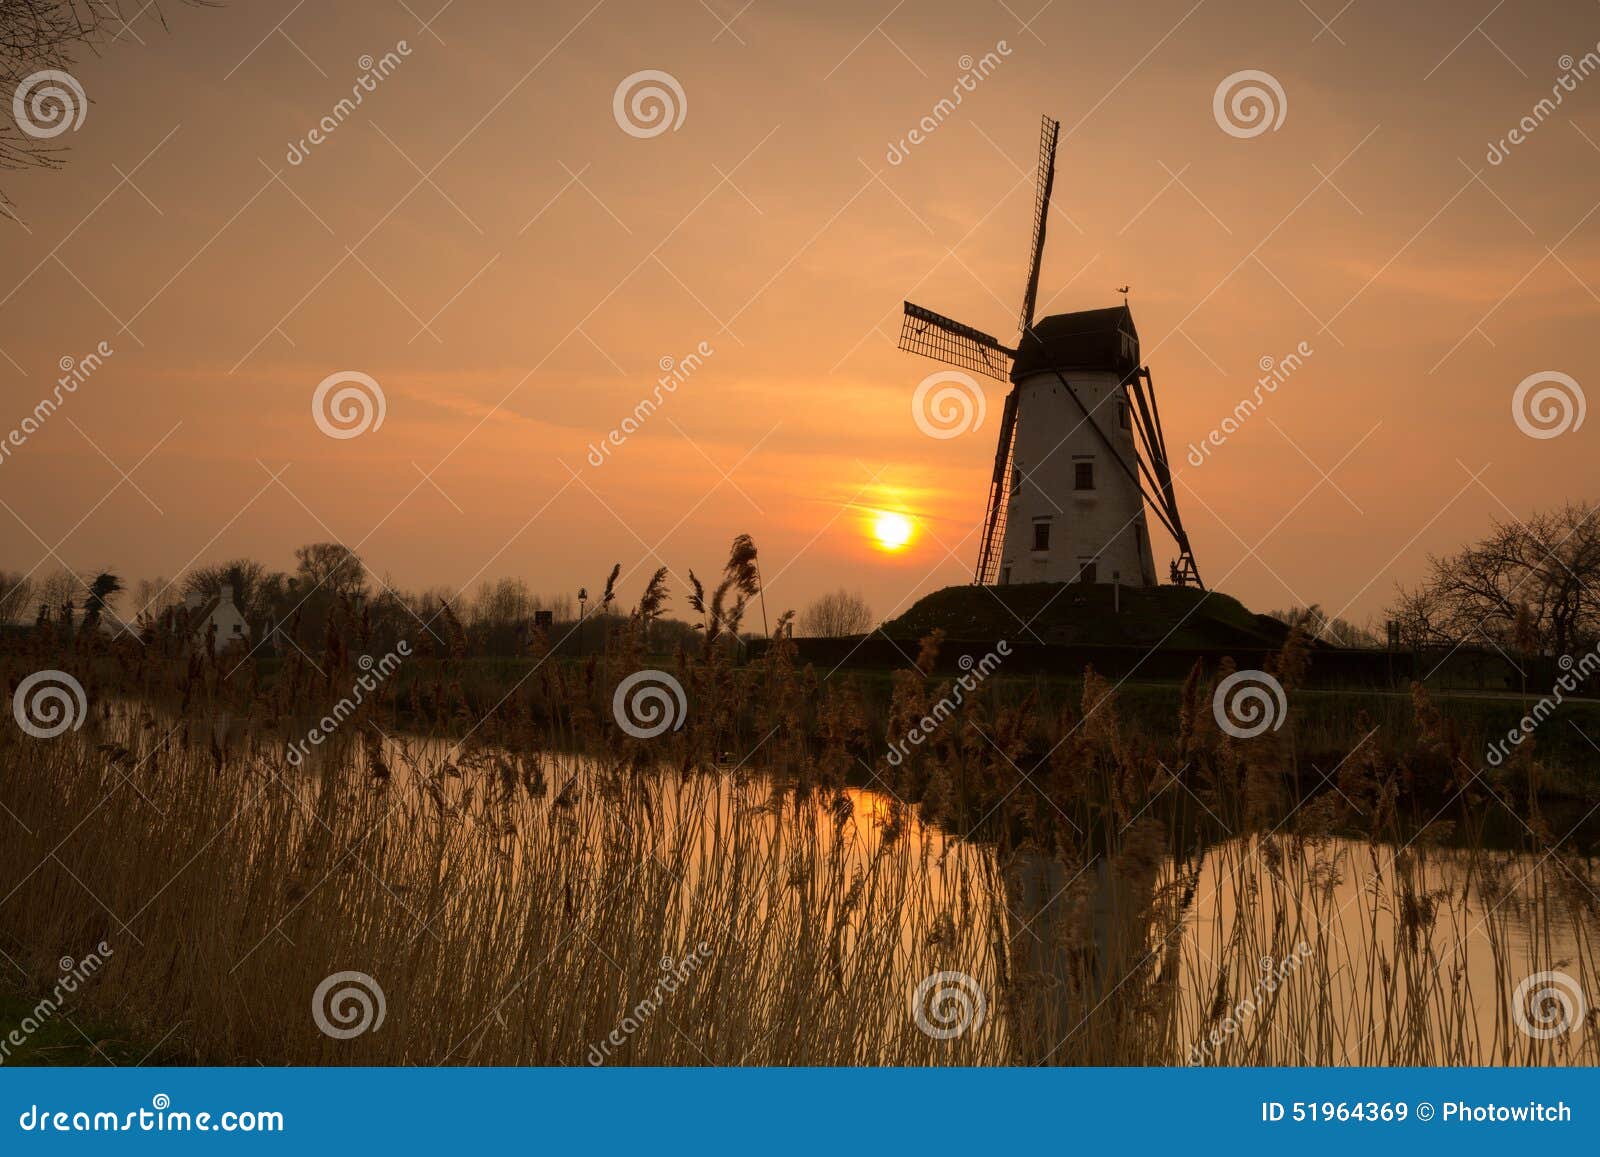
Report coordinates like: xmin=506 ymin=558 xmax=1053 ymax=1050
xmin=871 ymin=510 xmax=915 ymax=552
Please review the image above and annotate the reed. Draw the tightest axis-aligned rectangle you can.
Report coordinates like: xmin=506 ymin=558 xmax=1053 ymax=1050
xmin=0 ymin=557 xmax=1595 ymax=1066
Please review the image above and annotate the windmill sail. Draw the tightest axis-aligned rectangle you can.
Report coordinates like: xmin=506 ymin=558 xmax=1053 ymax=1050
xmin=974 ymin=390 xmax=1020 ymax=585
xmin=1017 ymin=116 xmax=1060 ymax=338
xmin=973 ymin=116 xmax=1060 ymax=584
xmin=898 ymin=302 xmax=1014 ymax=382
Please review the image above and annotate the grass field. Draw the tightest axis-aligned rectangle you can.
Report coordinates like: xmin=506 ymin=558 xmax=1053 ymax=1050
xmin=0 ymin=992 xmax=167 ymax=1066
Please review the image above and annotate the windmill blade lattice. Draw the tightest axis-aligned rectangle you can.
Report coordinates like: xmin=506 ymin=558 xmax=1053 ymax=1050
xmin=1016 ymin=115 xmax=1060 ymax=339
xmin=898 ymin=302 xmax=1014 ymax=382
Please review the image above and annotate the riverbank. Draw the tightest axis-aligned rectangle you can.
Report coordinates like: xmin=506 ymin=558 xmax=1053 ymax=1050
xmin=18 ymin=633 xmax=1600 ymax=803
xmin=0 ymin=990 xmax=166 ymax=1066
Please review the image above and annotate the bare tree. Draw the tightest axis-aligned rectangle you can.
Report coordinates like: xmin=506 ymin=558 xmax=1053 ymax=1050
xmin=133 ymin=575 xmax=183 ymax=617
xmin=181 ymin=558 xmax=285 ymax=623
xmin=1388 ymin=499 xmax=1600 ymax=655
xmin=1265 ymin=603 xmax=1379 ymax=648
xmin=468 ymin=577 xmax=535 ymax=655
xmin=294 ymin=542 xmax=366 ymax=601
xmin=405 ymin=585 xmax=460 ymax=619
xmin=1387 ymin=583 xmax=1454 ymax=650
xmin=470 ymin=577 xmax=533 ymax=628
xmin=798 ymin=588 xmax=874 ymax=637
xmin=2 ymin=3 xmax=211 ymax=217
xmin=34 ymin=566 xmax=78 ymax=615
xmin=0 ymin=570 xmax=35 ymax=623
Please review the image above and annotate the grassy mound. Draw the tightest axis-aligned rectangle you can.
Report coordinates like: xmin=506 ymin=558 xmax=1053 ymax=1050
xmin=879 ymin=582 xmax=1292 ymax=650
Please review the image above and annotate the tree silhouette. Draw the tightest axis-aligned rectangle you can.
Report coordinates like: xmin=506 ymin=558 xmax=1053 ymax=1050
xmin=1389 ymin=499 xmax=1600 ymax=656
xmin=80 ymin=569 xmax=122 ymax=628
xmin=2 ymin=2 xmax=211 ymax=218
xmin=798 ymin=589 xmax=874 ymax=638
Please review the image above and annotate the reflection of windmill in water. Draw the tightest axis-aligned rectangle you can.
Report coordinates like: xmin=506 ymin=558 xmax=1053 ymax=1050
xmin=900 ymin=115 xmax=1202 ymax=589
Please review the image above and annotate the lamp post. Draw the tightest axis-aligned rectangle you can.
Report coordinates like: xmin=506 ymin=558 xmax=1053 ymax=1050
xmin=577 ymin=587 xmax=588 ymax=656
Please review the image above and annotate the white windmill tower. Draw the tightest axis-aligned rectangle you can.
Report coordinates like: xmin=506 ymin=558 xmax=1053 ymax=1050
xmin=900 ymin=116 xmax=1202 ymax=589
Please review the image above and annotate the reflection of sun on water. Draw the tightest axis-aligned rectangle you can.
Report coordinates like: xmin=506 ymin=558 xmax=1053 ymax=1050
xmin=871 ymin=511 xmax=914 ymax=552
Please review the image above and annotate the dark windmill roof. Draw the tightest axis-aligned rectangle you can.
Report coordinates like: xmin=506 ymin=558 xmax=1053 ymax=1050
xmin=1010 ymin=304 xmax=1139 ymax=381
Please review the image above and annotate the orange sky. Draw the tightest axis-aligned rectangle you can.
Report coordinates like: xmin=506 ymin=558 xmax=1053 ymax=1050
xmin=1 ymin=0 xmax=1596 ymax=629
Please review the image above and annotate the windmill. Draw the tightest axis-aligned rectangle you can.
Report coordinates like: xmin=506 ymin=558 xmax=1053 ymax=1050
xmin=899 ymin=115 xmax=1202 ymax=590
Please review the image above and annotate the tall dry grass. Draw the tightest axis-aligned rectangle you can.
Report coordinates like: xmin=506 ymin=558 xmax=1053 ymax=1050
xmin=0 ymin=707 xmax=1012 ymax=1064
xmin=0 ymin=567 xmax=1596 ymax=1065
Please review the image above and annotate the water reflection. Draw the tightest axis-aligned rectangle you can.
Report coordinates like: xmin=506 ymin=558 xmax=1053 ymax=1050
xmin=184 ymin=705 xmax=1600 ymax=1064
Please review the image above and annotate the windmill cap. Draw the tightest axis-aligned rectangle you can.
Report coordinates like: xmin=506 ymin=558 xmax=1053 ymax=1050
xmin=1012 ymin=304 xmax=1140 ymax=381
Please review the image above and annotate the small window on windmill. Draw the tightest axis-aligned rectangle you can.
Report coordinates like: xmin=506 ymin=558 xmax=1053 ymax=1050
xmin=1000 ymin=566 xmax=1012 ymax=585
xmin=1078 ymin=559 xmax=1098 ymax=584
xmin=1118 ymin=398 xmax=1131 ymax=429
xmin=1032 ymin=520 xmax=1051 ymax=551
xmin=1074 ymin=460 xmax=1095 ymax=491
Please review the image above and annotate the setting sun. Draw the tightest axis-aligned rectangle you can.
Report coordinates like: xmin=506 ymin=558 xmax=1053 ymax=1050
xmin=872 ymin=511 xmax=915 ymax=552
